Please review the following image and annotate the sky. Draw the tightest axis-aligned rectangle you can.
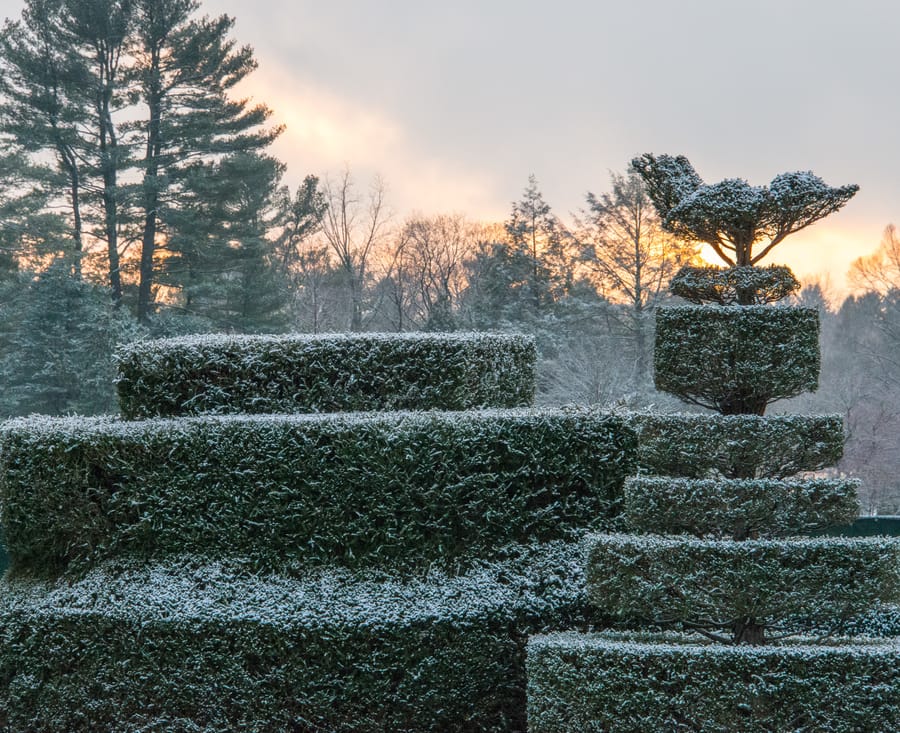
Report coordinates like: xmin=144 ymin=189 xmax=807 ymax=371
xmin=4 ymin=0 xmax=897 ymax=296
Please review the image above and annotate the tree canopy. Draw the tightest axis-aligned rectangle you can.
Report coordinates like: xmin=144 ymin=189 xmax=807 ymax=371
xmin=630 ymin=153 xmax=858 ymax=267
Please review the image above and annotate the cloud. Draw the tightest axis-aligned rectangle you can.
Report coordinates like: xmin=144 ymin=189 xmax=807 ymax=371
xmin=243 ymin=64 xmax=507 ymax=221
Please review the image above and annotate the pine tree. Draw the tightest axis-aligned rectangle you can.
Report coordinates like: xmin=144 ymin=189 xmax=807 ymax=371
xmin=128 ymin=0 xmax=282 ymax=322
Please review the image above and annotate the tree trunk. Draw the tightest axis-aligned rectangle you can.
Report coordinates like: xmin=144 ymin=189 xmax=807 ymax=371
xmin=97 ymin=51 xmax=122 ymax=306
xmin=138 ymin=45 xmax=163 ymax=324
xmin=733 ymin=618 xmax=765 ymax=645
xmin=718 ymin=388 xmax=768 ymax=416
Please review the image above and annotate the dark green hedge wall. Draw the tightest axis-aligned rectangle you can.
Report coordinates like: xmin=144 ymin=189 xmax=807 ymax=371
xmin=527 ymin=632 xmax=900 ymax=733
xmin=627 ymin=412 xmax=844 ymax=478
xmin=654 ymin=306 xmax=820 ymax=414
xmin=0 ymin=544 xmax=599 ymax=733
xmin=0 ymin=410 xmax=636 ymax=577
xmin=622 ymin=477 xmax=859 ymax=538
xmin=116 ymin=332 xmax=536 ymax=418
xmin=586 ymin=534 xmax=900 ymax=632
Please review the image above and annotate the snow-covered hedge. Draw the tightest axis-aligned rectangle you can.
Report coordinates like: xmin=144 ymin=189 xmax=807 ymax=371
xmin=669 ymin=264 xmax=800 ymax=305
xmin=526 ymin=632 xmax=900 ymax=733
xmin=0 ymin=410 xmax=635 ymax=577
xmin=623 ymin=477 xmax=860 ymax=538
xmin=586 ymin=534 xmax=900 ymax=633
xmin=654 ymin=306 xmax=820 ymax=413
xmin=0 ymin=544 xmax=599 ymax=732
xmin=628 ymin=412 xmax=844 ymax=478
xmin=115 ymin=332 xmax=537 ymax=418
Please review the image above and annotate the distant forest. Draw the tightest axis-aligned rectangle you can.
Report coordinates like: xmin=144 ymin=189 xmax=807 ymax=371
xmin=1 ymin=0 xmax=899 ymax=512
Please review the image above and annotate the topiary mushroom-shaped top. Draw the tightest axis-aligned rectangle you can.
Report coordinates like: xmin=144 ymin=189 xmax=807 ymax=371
xmin=630 ymin=154 xmax=858 ymax=271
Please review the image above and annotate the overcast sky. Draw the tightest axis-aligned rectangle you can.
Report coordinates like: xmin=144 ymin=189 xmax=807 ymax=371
xmin=5 ymin=0 xmax=897 ymax=295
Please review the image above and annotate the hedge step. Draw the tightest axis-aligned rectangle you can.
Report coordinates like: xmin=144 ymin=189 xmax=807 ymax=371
xmin=0 ymin=410 xmax=635 ymax=577
xmin=586 ymin=534 xmax=900 ymax=634
xmin=0 ymin=546 xmax=595 ymax=733
xmin=526 ymin=631 xmax=900 ymax=733
xmin=115 ymin=331 xmax=537 ymax=418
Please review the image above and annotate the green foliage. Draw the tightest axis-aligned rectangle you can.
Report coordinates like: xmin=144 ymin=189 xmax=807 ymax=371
xmin=159 ymin=152 xmax=293 ymax=332
xmin=670 ymin=264 xmax=800 ymax=305
xmin=654 ymin=306 xmax=820 ymax=414
xmin=586 ymin=534 xmax=900 ymax=636
xmin=631 ymin=154 xmax=858 ymax=268
xmin=627 ymin=412 xmax=844 ymax=478
xmin=622 ymin=477 xmax=860 ymax=539
xmin=527 ymin=632 xmax=900 ymax=733
xmin=115 ymin=332 xmax=538 ymax=418
xmin=0 ymin=259 xmax=138 ymax=417
xmin=0 ymin=545 xmax=600 ymax=732
xmin=0 ymin=410 xmax=636 ymax=576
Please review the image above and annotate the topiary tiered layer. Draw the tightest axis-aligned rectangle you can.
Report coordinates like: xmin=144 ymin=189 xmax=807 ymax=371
xmin=527 ymin=269 xmax=900 ymax=731
xmin=0 ymin=332 xmax=637 ymax=731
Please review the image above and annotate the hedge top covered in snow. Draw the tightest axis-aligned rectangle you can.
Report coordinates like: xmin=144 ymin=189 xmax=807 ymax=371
xmin=0 ymin=541 xmax=591 ymax=629
xmin=0 ymin=408 xmax=636 ymax=577
xmin=115 ymin=331 xmax=536 ymax=418
xmin=669 ymin=264 xmax=800 ymax=305
xmin=528 ymin=630 xmax=900 ymax=657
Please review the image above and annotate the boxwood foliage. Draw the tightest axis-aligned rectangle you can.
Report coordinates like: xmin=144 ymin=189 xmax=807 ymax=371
xmin=669 ymin=264 xmax=800 ymax=305
xmin=526 ymin=632 xmax=900 ymax=733
xmin=115 ymin=332 xmax=536 ymax=418
xmin=622 ymin=477 xmax=860 ymax=539
xmin=0 ymin=410 xmax=636 ymax=577
xmin=628 ymin=412 xmax=844 ymax=478
xmin=586 ymin=534 xmax=900 ymax=634
xmin=654 ymin=306 xmax=820 ymax=414
xmin=0 ymin=543 xmax=603 ymax=733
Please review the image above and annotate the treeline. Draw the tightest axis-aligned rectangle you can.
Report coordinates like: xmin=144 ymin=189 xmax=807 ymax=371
xmin=1 ymin=0 xmax=899 ymax=513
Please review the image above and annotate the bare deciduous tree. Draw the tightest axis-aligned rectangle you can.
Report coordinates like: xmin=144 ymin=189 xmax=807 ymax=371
xmin=581 ymin=170 xmax=697 ymax=385
xmin=320 ymin=167 xmax=392 ymax=331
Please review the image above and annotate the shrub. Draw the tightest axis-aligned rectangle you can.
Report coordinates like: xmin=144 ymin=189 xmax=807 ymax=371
xmin=527 ymin=632 xmax=900 ymax=733
xmin=115 ymin=332 xmax=537 ymax=418
xmin=654 ymin=306 xmax=819 ymax=414
xmin=669 ymin=264 xmax=800 ymax=305
xmin=0 ymin=543 xmax=601 ymax=733
xmin=627 ymin=412 xmax=844 ymax=478
xmin=586 ymin=534 xmax=900 ymax=636
xmin=0 ymin=410 xmax=636 ymax=577
xmin=622 ymin=477 xmax=860 ymax=539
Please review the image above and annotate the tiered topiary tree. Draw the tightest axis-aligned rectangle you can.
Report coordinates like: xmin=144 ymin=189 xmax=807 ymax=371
xmin=527 ymin=156 xmax=900 ymax=731
xmin=0 ymin=332 xmax=640 ymax=731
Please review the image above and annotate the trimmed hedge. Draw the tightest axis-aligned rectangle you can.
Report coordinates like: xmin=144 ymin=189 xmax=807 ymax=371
xmin=0 ymin=410 xmax=636 ymax=577
xmin=669 ymin=264 xmax=800 ymax=305
xmin=0 ymin=543 xmax=600 ymax=732
xmin=586 ymin=534 xmax=900 ymax=633
xmin=526 ymin=632 xmax=900 ymax=733
xmin=622 ymin=477 xmax=860 ymax=539
xmin=627 ymin=412 xmax=844 ymax=478
xmin=115 ymin=332 xmax=536 ymax=418
xmin=654 ymin=306 xmax=820 ymax=414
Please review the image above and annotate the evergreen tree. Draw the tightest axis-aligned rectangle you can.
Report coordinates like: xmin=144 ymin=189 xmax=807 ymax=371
xmin=0 ymin=257 xmax=137 ymax=416
xmin=160 ymin=152 xmax=291 ymax=332
xmin=0 ymin=0 xmax=284 ymax=320
xmin=0 ymin=0 xmax=92 ymax=263
xmin=128 ymin=0 xmax=282 ymax=322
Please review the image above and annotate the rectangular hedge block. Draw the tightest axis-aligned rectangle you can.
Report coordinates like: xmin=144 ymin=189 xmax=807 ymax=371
xmin=115 ymin=332 xmax=537 ymax=418
xmin=527 ymin=632 xmax=900 ymax=733
xmin=0 ymin=410 xmax=636 ymax=577
xmin=627 ymin=412 xmax=844 ymax=478
xmin=0 ymin=544 xmax=599 ymax=732
xmin=623 ymin=477 xmax=860 ymax=538
xmin=586 ymin=534 xmax=900 ymax=634
xmin=655 ymin=306 xmax=820 ymax=413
